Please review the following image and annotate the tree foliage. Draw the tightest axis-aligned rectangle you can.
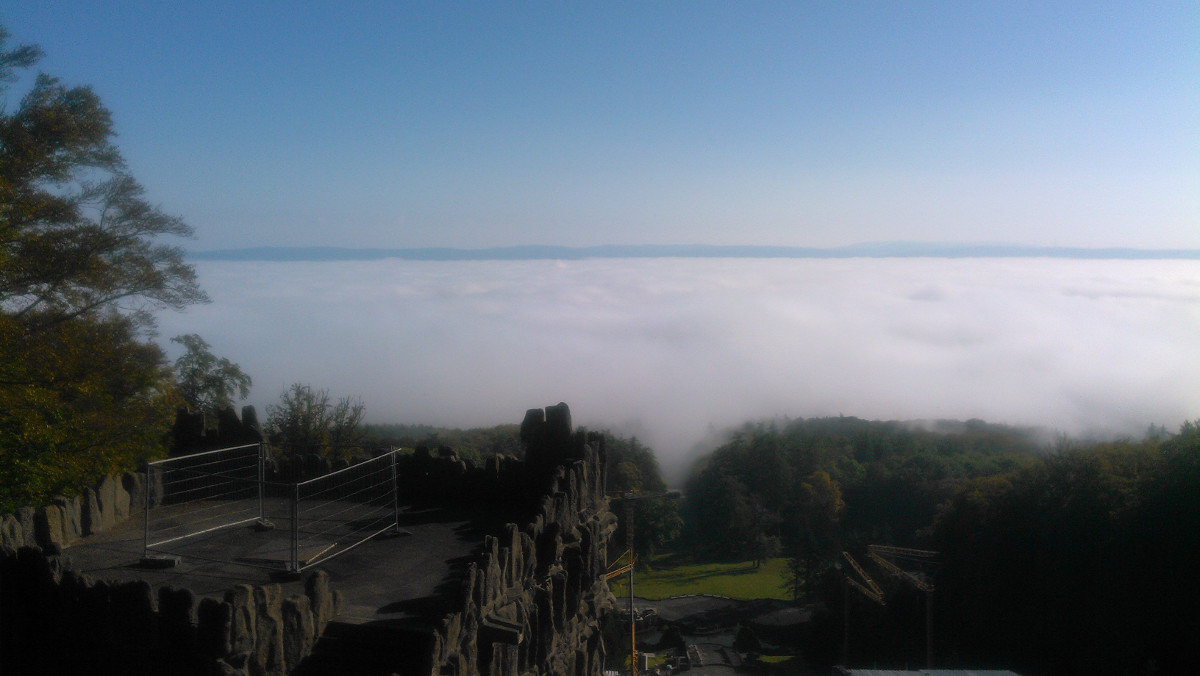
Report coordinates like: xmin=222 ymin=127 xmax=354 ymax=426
xmin=0 ymin=313 xmax=177 ymax=511
xmin=364 ymin=422 xmax=523 ymax=463
xmin=682 ymin=416 xmax=1044 ymax=606
xmin=0 ymin=28 xmax=205 ymax=510
xmin=0 ymin=30 xmax=205 ymax=331
xmin=929 ymin=424 xmax=1200 ymax=676
xmin=171 ymin=333 xmax=251 ymax=415
xmin=605 ymin=434 xmax=682 ymax=563
xmin=265 ymin=383 xmax=366 ymax=460
xmin=682 ymin=415 xmax=1199 ymax=674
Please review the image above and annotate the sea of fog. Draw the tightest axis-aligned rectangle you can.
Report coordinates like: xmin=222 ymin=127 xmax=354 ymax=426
xmin=157 ymin=257 xmax=1200 ymax=480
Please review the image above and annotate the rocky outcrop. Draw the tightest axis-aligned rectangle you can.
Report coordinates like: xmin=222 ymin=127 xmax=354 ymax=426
xmin=428 ymin=403 xmax=618 ymax=676
xmin=0 ymin=546 xmax=340 ymax=676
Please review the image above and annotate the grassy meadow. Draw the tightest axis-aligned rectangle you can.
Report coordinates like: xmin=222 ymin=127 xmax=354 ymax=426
xmin=608 ymin=556 xmax=791 ymax=601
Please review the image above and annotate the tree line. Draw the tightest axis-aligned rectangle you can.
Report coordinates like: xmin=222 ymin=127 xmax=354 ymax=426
xmin=677 ymin=415 xmax=1200 ymax=675
xmin=929 ymin=424 xmax=1200 ymax=675
xmin=682 ymin=416 xmax=1044 ymax=587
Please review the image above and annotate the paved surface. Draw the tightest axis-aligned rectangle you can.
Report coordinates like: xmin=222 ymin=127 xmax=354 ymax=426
xmin=65 ymin=501 xmax=527 ymax=628
xmin=632 ymin=595 xmax=802 ymax=632
xmin=626 ymin=595 xmax=817 ymax=675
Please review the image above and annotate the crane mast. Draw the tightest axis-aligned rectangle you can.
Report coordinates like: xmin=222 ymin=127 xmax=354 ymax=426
xmin=607 ymin=489 xmax=680 ymax=676
xmin=841 ymin=546 xmax=939 ymax=669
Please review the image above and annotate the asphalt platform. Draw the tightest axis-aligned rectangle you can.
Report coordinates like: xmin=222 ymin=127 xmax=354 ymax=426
xmin=64 ymin=500 xmax=527 ymax=628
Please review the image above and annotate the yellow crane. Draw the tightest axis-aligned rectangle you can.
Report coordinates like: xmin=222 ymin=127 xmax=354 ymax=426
xmin=870 ymin=545 xmax=938 ymax=669
xmin=842 ymin=551 xmax=885 ymax=605
xmin=607 ymin=489 xmax=680 ymax=676
xmin=841 ymin=551 xmax=884 ymax=664
xmin=841 ymin=546 xmax=939 ymax=669
xmin=605 ymin=548 xmax=635 ymax=580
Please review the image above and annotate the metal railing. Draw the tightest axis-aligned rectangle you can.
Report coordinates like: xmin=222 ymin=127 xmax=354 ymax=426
xmin=142 ymin=444 xmax=400 ymax=574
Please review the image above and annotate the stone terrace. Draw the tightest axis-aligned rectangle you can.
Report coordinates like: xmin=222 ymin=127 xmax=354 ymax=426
xmin=1 ymin=403 xmax=617 ymax=676
xmin=63 ymin=499 xmax=527 ymax=627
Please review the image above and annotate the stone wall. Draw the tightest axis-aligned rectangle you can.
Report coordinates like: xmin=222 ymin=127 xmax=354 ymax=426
xmin=172 ymin=404 xmax=263 ymax=456
xmin=426 ymin=403 xmax=619 ymax=676
xmin=0 ymin=402 xmax=617 ymax=676
xmin=0 ymin=470 xmax=148 ymax=555
xmin=0 ymin=545 xmax=340 ymax=676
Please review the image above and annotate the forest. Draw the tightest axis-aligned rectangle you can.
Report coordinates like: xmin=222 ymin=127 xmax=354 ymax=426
xmin=673 ymin=416 xmax=1199 ymax=675
xmin=364 ymin=415 xmax=1200 ymax=675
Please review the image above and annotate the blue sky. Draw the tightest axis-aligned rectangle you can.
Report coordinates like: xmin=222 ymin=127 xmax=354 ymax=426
xmin=4 ymin=1 xmax=1197 ymax=249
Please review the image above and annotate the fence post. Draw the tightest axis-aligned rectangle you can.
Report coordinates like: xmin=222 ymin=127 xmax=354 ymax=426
xmin=391 ymin=449 xmax=400 ymax=533
xmin=257 ymin=442 xmax=266 ymax=524
xmin=143 ymin=460 xmax=151 ymax=558
xmin=291 ymin=482 xmax=300 ymax=573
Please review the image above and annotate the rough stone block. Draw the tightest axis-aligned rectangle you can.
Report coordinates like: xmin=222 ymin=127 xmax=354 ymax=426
xmin=242 ymin=405 xmax=261 ymax=436
xmin=70 ymin=494 xmax=84 ymax=539
xmin=490 ymin=642 xmax=519 ymax=676
xmin=520 ymin=408 xmax=546 ymax=443
xmin=96 ymin=475 xmax=120 ymax=529
xmin=113 ymin=475 xmax=131 ymax=520
xmin=52 ymin=495 xmax=82 ymax=545
xmin=253 ymin=584 xmax=286 ymax=676
xmin=197 ymin=597 xmax=233 ymax=658
xmin=123 ymin=471 xmax=146 ymax=513
xmin=460 ymin=605 xmax=480 ymax=668
xmin=217 ymin=406 xmax=244 ymax=442
xmin=214 ymin=651 xmax=254 ymax=676
xmin=442 ymin=612 xmax=462 ymax=656
xmin=81 ymin=487 xmax=100 ymax=536
xmin=1 ymin=513 xmax=23 ymax=555
xmin=484 ymin=552 xmax=504 ymax=605
xmin=34 ymin=503 xmax=65 ymax=550
xmin=17 ymin=506 xmax=35 ymax=547
xmin=462 ymin=563 xmax=482 ymax=611
xmin=504 ymin=523 xmax=523 ymax=587
xmin=80 ymin=578 xmax=115 ymax=659
xmin=110 ymin=579 xmax=158 ymax=673
xmin=159 ymin=586 xmax=198 ymax=657
xmin=519 ymin=530 xmax=537 ymax=580
xmin=224 ymin=584 xmax=257 ymax=654
xmin=147 ymin=467 xmax=164 ymax=507
xmin=281 ymin=594 xmax=315 ymax=669
xmin=304 ymin=570 xmax=336 ymax=634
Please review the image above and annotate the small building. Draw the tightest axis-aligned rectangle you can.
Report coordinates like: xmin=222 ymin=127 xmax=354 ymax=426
xmin=834 ymin=669 xmax=1022 ymax=676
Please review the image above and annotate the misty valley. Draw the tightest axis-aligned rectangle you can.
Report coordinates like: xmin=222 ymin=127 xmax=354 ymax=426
xmin=4 ymin=15 xmax=1199 ymax=676
xmin=360 ymin=414 xmax=1200 ymax=675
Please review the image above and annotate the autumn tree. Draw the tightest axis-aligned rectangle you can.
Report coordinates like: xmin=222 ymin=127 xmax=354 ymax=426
xmin=265 ymin=383 xmax=366 ymax=460
xmin=0 ymin=27 xmax=206 ymax=510
xmin=171 ymin=333 xmax=251 ymax=415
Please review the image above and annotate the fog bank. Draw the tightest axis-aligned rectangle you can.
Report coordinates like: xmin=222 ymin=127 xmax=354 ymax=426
xmin=157 ymin=258 xmax=1200 ymax=480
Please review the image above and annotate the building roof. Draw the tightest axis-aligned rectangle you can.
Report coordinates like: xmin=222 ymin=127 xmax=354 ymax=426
xmin=837 ymin=670 xmax=1022 ymax=676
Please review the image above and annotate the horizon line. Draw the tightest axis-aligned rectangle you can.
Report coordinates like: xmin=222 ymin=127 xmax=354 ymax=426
xmin=186 ymin=243 xmax=1200 ymax=262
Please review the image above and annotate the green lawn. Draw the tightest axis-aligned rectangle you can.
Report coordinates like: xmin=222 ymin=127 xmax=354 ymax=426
xmin=609 ymin=556 xmax=792 ymax=601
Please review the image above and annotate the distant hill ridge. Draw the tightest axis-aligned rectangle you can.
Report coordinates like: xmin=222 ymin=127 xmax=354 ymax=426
xmin=187 ymin=243 xmax=1200 ymax=262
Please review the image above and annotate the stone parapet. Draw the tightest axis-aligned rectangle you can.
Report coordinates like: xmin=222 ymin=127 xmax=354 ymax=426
xmin=428 ymin=403 xmax=618 ymax=676
xmin=1 ymin=470 xmax=151 ymax=554
xmin=0 ymin=545 xmax=339 ymax=676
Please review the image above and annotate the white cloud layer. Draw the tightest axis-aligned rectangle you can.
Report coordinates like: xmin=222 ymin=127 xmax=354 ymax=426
xmin=157 ymin=258 xmax=1200 ymax=479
